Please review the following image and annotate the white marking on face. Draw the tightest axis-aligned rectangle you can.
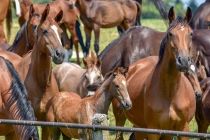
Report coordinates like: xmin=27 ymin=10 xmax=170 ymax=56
xmin=180 ymin=26 xmax=185 ymax=31
xmin=87 ymin=91 xmax=95 ymax=96
xmin=89 ymin=70 xmax=97 ymax=84
xmin=190 ymin=64 xmax=196 ymax=72
xmin=122 ymin=80 xmax=126 ymax=86
xmin=14 ymin=0 xmax=21 ymax=17
xmin=51 ymin=25 xmax=62 ymax=45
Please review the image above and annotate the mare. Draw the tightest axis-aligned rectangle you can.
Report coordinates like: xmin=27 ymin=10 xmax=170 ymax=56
xmin=78 ymin=0 xmax=140 ymax=55
xmin=45 ymin=67 xmax=132 ymax=140
xmin=0 ymin=56 xmax=39 ymax=140
xmin=17 ymin=0 xmax=82 ymax=64
xmin=189 ymin=0 xmax=210 ymax=29
xmin=14 ymin=4 xmax=65 ymax=139
xmin=53 ymin=50 xmax=103 ymax=97
xmin=113 ymin=7 xmax=196 ymax=140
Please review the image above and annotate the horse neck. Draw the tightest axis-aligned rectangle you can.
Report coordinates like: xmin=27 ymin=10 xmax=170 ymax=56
xmin=78 ymin=0 xmax=89 ymax=14
xmin=30 ymin=43 xmax=52 ymax=90
xmin=90 ymin=75 xmax=114 ymax=114
xmin=156 ymin=43 xmax=181 ymax=97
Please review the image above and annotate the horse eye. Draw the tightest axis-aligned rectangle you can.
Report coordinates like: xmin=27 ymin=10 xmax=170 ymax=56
xmin=43 ymin=30 xmax=48 ymax=35
xmin=190 ymin=32 xmax=193 ymax=37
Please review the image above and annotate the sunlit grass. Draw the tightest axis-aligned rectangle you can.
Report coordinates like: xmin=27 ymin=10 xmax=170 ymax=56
xmin=2 ymin=19 xmax=208 ymax=140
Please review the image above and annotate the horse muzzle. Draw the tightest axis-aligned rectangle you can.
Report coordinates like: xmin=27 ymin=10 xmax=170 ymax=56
xmin=176 ymin=56 xmax=192 ymax=72
xmin=86 ymin=84 xmax=100 ymax=92
xmin=52 ymin=48 xmax=65 ymax=64
xmin=120 ymin=99 xmax=132 ymax=110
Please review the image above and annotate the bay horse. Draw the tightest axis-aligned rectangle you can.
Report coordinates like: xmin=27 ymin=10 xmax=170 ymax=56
xmin=78 ymin=0 xmax=140 ymax=55
xmin=7 ymin=4 xmax=40 ymax=57
xmin=189 ymin=0 xmax=210 ymax=29
xmin=53 ymin=50 xmax=103 ymax=97
xmin=113 ymin=7 xmax=196 ymax=140
xmin=13 ymin=4 xmax=65 ymax=139
xmin=45 ymin=67 xmax=132 ymax=140
xmin=0 ymin=56 xmax=39 ymax=140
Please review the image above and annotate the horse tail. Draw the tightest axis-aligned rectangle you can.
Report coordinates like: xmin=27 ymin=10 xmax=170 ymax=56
xmin=134 ymin=1 xmax=142 ymax=26
xmin=152 ymin=0 xmax=168 ymax=26
xmin=6 ymin=0 xmax=12 ymax=41
xmin=2 ymin=57 xmax=39 ymax=140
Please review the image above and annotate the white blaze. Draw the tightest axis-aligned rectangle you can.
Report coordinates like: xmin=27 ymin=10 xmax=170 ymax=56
xmin=51 ymin=25 xmax=62 ymax=45
xmin=14 ymin=0 xmax=21 ymax=17
xmin=190 ymin=64 xmax=196 ymax=72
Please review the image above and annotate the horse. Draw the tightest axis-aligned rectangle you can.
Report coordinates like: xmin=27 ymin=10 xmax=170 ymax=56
xmin=44 ymin=67 xmax=132 ymax=140
xmin=53 ymin=50 xmax=103 ymax=98
xmin=16 ymin=0 xmax=83 ymax=64
xmin=77 ymin=0 xmax=140 ymax=55
xmin=0 ymin=56 xmax=39 ymax=140
xmin=0 ymin=0 xmax=22 ymax=45
xmin=189 ymin=0 xmax=210 ymax=29
xmin=7 ymin=4 xmax=41 ymax=57
xmin=113 ymin=7 xmax=196 ymax=140
xmin=12 ymin=4 xmax=65 ymax=139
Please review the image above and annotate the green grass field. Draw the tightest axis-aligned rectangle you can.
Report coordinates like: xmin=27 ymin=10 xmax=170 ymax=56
xmin=2 ymin=19 xmax=208 ymax=140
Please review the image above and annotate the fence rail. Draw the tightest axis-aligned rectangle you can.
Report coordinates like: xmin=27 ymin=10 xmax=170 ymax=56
xmin=0 ymin=119 xmax=210 ymax=139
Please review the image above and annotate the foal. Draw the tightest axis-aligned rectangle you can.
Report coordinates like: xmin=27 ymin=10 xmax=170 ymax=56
xmin=53 ymin=50 xmax=103 ymax=97
xmin=45 ymin=67 xmax=132 ymax=139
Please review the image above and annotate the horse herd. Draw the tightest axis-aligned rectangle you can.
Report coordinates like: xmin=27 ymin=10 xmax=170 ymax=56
xmin=0 ymin=0 xmax=210 ymax=140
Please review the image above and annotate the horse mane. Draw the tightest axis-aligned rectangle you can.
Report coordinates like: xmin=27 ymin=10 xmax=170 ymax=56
xmin=7 ymin=23 xmax=27 ymax=52
xmin=2 ymin=57 xmax=39 ymax=140
xmin=158 ymin=16 xmax=189 ymax=63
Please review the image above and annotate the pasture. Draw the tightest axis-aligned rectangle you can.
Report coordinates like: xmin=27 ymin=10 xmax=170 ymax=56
xmin=2 ymin=18 xmax=207 ymax=140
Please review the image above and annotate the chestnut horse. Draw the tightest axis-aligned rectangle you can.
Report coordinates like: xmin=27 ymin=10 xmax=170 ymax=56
xmin=45 ymin=67 xmax=132 ymax=140
xmin=78 ymin=0 xmax=140 ymax=55
xmin=53 ymin=50 xmax=103 ymax=97
xmin=13 ymin=4 xmax=65 ymax=139
xmin=0 ymin=56 xmax=39 ymax=140
xmin=190 ymin=0 xmax=210 ymax=29
xmin=113 ymin=7 xmax=196 ymax=140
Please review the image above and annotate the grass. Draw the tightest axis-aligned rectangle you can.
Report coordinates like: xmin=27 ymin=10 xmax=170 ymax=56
xmin=2 ymin=19 xmax=208 ymax=140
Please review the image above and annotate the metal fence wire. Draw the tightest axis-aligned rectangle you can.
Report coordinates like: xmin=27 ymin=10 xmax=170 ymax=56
xmin=0 ymin=119 xmax=210 ymax=139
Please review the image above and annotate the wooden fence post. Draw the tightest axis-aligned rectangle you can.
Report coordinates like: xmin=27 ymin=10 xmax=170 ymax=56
xmin=92 ymin=113 xmax=108 ymax=140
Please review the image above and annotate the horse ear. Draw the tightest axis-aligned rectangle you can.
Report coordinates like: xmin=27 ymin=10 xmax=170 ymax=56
xmin=83 ymin=58 xmax=87 ymax=67
xmin=185 ymin=7 xmax=192 ymax=23
xmin=40 ymin=4 xmax=50 ymax=25
xmin=29 ymin=4 xmax=35 ymax=20
xmin=168 ymin=7 xmax=175 ymax=24
xmin=96 ymin=58 xmax=101 ymax=68
xmin=55 ymin=10 xmax=63 ymax=24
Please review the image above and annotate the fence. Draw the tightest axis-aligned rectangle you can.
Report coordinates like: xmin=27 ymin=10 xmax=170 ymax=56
xmin=1 ymin=119 xmax=210 ymax=139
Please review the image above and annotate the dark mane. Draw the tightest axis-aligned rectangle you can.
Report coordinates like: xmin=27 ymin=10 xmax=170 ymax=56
xmin=158 ymin=16 xmax=188 ymax=63
xmin=7 ymin=22 xmax=27 ymax=52
xmin=2 ymin=57 xmax=39 ymax=140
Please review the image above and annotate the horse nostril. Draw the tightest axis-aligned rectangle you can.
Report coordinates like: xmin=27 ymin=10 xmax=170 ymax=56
xmin=55 ymin=50 xmax=61 ymax=57
xmin=178 ymin=56 xmax=182 ymax=64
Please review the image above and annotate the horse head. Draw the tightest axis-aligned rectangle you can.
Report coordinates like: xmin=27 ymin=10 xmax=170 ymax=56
xmin=34 ymin=4 xmax=65 ymax=64
xmin=110 ymin=67 xmax=131 ymax=110
xmin=83 ymin=50 xmax=104 ymax=96
xmin=166 ymin=7 xmax=193 ymax=73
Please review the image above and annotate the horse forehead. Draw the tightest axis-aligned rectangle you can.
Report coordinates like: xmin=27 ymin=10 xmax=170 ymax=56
xmin=50 ymin=25 xmax=62 ymax=45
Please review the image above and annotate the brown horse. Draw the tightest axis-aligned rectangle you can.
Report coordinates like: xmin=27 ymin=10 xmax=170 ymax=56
xmin=53 ymin=50 xmax=103 ymax=97
xmin=45 ymin=67 xmax=132 ymax=140
xmin=17 ymin=0 xmax=81 ymax=64
xmin=0 ymin=56 xmax=39 ymax=140
xmin=7 ymin=4 xmax=41 ymax=57
xmin=12 ymin=4 xmax=65 ymax=139
xmin=190 ymin=0 xmax=210 ymax=29
xmin=113 ymin=7 xmax=196 ymax=140
xmin=78 ymin=0 xmax=140 ymax=54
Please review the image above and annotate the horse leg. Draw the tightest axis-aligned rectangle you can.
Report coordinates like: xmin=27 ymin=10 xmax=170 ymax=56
xmin=67 ymin=23 xmax=80 ymax=65
xmin=113 ymin=100 xmax=126 ymax=140
xmin=42 ymin=126 xmax=61 ymax=140
xmin=0 ymin=23 xmax=6 ymax=44
xmin=75 ymin=20 xmax=86 ymax=56
xmin=147 ymin=134 xmax=160 ymax=140
xmin=84 ymin=26 xmax=92 ymax=55
xmin=177 ymin=123 xmax=189 ymax=140
xmin=93 ymin=24 xmax=100 ymax=55
xmin=197 ymin=122 xmax=208 ymax=140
